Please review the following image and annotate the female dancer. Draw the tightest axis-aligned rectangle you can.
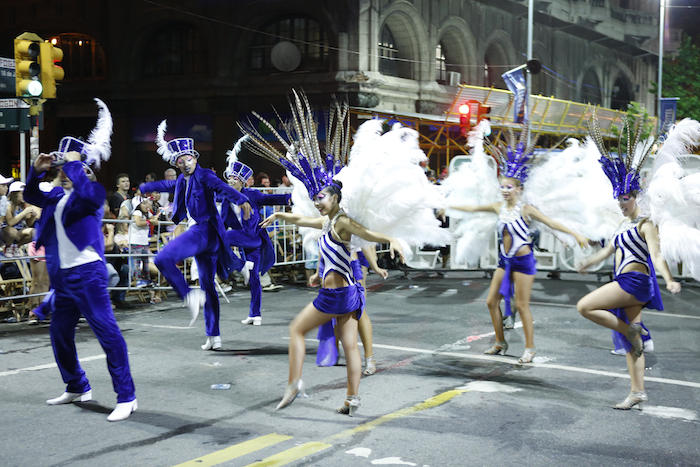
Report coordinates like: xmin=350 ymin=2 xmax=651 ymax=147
xmin=261 ymin=181 xmax=403 ymax=414
xmin=577 ymin=116 xmax=682 ymax=409
xmin=450 ymin=129 xmax=587 ymax=363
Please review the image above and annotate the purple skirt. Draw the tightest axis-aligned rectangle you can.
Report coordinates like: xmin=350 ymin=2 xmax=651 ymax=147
xmin=498 ymin=252 xmax=537 ymax=317
xmin=610 ymin=268 xmax=663 ymax=352
xmin=313 ymin=283 xmax=365 ymax=319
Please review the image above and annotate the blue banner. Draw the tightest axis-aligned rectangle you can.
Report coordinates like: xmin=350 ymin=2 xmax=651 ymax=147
xmin=502 ymin=67 xmax=527 ymax=123
xmin=659 ymin=97 xmax=679 ymax=135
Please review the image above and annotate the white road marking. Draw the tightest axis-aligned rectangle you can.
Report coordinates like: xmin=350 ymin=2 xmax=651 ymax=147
xmin=0 ymin=354 xmax=106 ymax=377
xmin=138 ymin=323 xmax=193 ymax=330
xmin=368 ymin=343 xmax=700 ymax=389
xmin=642 ymin=406 xmax=697 ymax=421
xmin=346 ymin=447 xmax=372 ymax=458
xmin=371 ymin=457 xmax=417 ymax=466
xmin=457 ymin=381 xmax=522 ymax=393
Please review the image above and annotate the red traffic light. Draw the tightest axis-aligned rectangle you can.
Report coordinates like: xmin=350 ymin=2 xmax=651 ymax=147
xmin=458 ymin=104 xmax=470 ymax=115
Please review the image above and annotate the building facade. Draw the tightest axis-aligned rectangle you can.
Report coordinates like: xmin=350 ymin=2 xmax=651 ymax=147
xmin=0 ymin=0 xmax=663 ymax=182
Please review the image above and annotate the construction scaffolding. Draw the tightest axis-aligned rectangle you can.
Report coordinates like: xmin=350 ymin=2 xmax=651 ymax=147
xmin=351 ymin=84 xmax=656 ymax=171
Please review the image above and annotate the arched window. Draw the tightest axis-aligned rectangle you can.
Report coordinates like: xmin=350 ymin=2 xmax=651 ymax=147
xmin=49 ymin=33 xmax=106 ymax=80
xmin=580 ymin=68 xmax=602 ymax=105
xmin=142 ymin=23 xmax=204 ymax=77
xmin=611 ymin=75 xmax=633 ymax=110
xmin=435 ymin=42 xmax=447 ymax=82
xmin=378 ymin=25 xmax=400 ymax=77
xmin=484 ymin=42 xmax=509 ymax=89
xmin=249 ymin=16 xmax=330 ymax=72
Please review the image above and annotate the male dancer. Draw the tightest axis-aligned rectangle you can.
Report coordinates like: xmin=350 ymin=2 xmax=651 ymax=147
xmin=221 ymin=154 xmax=291 ymax=326
xmin=25 ymin=100 xmax=137 ymax=421
xmin=140 ymin=122 xmax=252 ymax=350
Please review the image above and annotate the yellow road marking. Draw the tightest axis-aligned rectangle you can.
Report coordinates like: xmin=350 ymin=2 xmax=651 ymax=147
xmin=176 ymin=389 xmax=469 ymax=467
xmin=324 ymin=389 xmax=468 ymax=442
xmin=173 ymin=433 xmax=292 ymax=467
xmin=243 ymin=442 xmax=332 ymax=467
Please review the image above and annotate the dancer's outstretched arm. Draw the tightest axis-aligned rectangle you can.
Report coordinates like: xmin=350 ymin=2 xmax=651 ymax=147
xmin=640 ymin=220 xmax=681 ymax=293
xmin=577 ymin=243 xmax=614 ymax=272
xmin=260 ymin=212 xmax=325 ymax=230
xmin=335 ymin=217 xmax=405 ymax=263
xmin=524 ymin=204 xmax=588 ymax=247
xmin=449 ymin=202 xmax=500 ymax=214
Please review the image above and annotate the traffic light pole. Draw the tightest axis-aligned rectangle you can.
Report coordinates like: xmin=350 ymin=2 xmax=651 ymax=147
xmin=19 ymin=130 xmax=26 ymax=182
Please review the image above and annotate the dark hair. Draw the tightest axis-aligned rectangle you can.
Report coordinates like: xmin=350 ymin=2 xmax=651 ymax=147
xmin=115 ymin=173 xmax=129 ymax=185
xmin=325 ymin=179 xmax=342 ymax=202
xmin=255 ymin=172 xmax=270 ymax=186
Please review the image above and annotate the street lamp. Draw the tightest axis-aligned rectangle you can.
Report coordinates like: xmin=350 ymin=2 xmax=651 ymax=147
xmin=658 ymin=0 xmax=666 ymax=119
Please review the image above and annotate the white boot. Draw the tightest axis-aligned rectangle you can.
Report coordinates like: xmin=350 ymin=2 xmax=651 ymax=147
xmin=184 ymin=289 xmax=206 ymax=327
xmin=201 ymin=335 xmax=222 ymax=350
xmin=241 ymin=261 xmax=254 ymax=286
xmin=107 ymin=399 xmax=138 ymax=422
xmin=46 ymin=390 xmax=92 ymax=405
xmin=241 ymin=316 xmax=262 ymax=326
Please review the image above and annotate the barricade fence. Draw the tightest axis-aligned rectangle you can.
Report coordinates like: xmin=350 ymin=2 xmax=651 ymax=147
xmin=1 ymin=187 xmax=694 ymax=306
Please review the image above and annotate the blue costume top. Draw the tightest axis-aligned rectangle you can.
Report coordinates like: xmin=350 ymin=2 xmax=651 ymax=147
xmin=220 ymin=188 xmax=290 ymax=275
xmin=25 ymin=161 xmax=106 ymax=281
xmin=141 ymin=165 xmax=250 ymax=278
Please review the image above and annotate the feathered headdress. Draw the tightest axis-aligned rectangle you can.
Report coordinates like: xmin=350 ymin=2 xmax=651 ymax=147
xmin=223 ymin=135 xmax=253 ymax=182
xmin=237 ymin=89 xmax=349 ymax=198
xmin=587 ymin=112 xmax=655 ymax=198
xmin=155 ymin=120 xmax=200 ymax=166
xmin=484 ymin=125 xmax=538 ymax=183
xmin=50 ymin=98 xmax=112 ymax=170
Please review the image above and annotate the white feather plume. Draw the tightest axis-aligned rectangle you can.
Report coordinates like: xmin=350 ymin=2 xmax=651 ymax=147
xmin=525 ymin=138 xmax=623 ymax=245
xmin=646 ymin=118 xmax=700 ymax=280
xmin=226 ymin=135 xmax=249 ymax=166
xmin=156 ymin=120 xmax=170 ymax=162
xmin=84 ymin=98 xmax=112 ymax=169
xmin=289 ymin=168 xmax=322 ymax=258
xmin=336 ymin=119 xmax=451 ymax=257
xmin=442 ymin=122 xmax=500 ymax=265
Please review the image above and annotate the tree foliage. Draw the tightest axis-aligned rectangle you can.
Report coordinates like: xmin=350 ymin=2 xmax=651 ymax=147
xmin=650 ymin=36 xmax=700 ymax=120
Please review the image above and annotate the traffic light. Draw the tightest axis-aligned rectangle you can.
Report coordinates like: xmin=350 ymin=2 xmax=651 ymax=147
xmin=459 ymin=103 xmax=471 ymax=137
xmin=478 ymin=104 xmax=492 ymax=123
xmin=39 ymin=42 xmax=64 ymax=99
xmin=14 ymin=34 xmax=43 ymax=98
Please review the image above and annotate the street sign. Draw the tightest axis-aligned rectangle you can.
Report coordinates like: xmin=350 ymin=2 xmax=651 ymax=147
xmin=0 ymin=98 xmax=43 ymax=131
xmin=0 ymin=57 xmax=16 ymax=95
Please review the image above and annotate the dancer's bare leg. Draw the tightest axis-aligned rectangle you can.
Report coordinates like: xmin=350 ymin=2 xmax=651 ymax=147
xmin=336 ymin=313 xmax=361 ymax=396
xmin=577 ymin=282 xmax=643 ymax=334
xmin=513 ymin=271 xmax=535 ymax=348
xmin=288 ymin=303 xmax=332 ymax=383
xmin=485 ymin=268 xmax=507 ymax=342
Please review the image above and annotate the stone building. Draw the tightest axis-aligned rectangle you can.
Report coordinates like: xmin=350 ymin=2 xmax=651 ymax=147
xmin=0 ymin=0 xmax=664 ymax=181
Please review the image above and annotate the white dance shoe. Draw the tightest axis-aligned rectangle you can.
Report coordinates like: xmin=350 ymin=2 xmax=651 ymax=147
xmin=185 ymin=289 xmax=206 ymax=327
xmin=241 ymin=261 xmax=254 ymax=286
xmin=201 ymin=335 xmax=222 ymax=350
xmin=241 ymin=316 xmax=262 ymax=326
xmin=107 ymin=399 xmax=138 ymax=422
xmin=46 ymin=390 xmax=92 ymax=405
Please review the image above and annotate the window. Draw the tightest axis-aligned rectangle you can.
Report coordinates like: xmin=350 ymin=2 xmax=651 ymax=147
xmin=435 ymin=43 xmax=447 ymax=82
xmin=249 ymin=16 xmax=329 ymax=72
xmin=142 ymin=24 xmax=204 ymax=77
xmin=49 ymin=33 xmax=106 ymax=80
xmin=378 ymin=26 xmax=401 ymax=77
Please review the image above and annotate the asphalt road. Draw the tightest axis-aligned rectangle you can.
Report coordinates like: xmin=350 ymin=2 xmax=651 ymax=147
xmin=1 ymin=270 xmax=699 ymax=467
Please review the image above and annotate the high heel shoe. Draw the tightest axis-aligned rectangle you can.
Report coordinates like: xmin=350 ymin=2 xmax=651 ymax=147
xmin=484 ymin=341 xmax=508 ymax=355
xmin=336 ymin=395 xmax=361 ymax=416
xmin=625 ymin=323 xmax=648 ymax=358
xmin=613 ymin=391 xmax=647 ymax=410
xmin=276 ymin=379 xmax=304 ymax=410
xmin=362 ymin=356 xmax=376 ymax=376
xmin=518 ymin=348 xmax=536 ymax=364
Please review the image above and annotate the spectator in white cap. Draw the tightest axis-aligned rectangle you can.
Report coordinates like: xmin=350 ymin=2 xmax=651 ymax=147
xmin=5 ymin=180 xmax=39 ymax=248
xmin=0 ymin=173 xmax=14 ymax=246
